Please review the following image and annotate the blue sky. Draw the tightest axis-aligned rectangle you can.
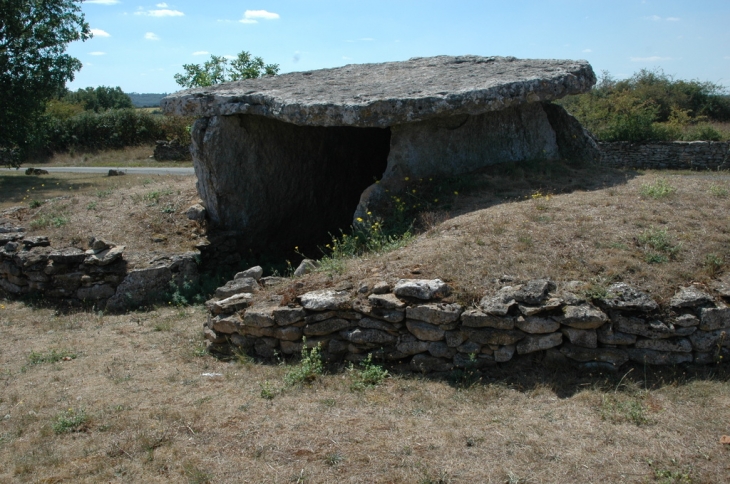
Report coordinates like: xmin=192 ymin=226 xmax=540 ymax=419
xmin=67 ymin=0 xmax=730 ymax=94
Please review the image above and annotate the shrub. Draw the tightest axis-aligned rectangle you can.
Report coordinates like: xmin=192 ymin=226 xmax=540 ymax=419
xmin=283 ymin=340 xmax=323 ymax=386
xmin=349 ymin=354 xmax=389 ymax=391
xmin=640 ymin=178 xmax=676 ymax=199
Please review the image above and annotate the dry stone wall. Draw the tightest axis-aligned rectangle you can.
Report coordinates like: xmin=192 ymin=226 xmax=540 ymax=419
xmin=0 ymin=223 xmax=198 ymax=310
xmin=599 ymin=141 xmax=730 ymax=170
xmin=204 ymin=273 xmax=730 ymax=372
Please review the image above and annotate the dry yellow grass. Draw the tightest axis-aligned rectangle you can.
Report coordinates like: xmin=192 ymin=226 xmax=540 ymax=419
xmin=29 ymin=144 xmax=192 ymax=168
xmin=1 ymin=163 xmax=730 ymax=482
xmin=0 ymin=301 xmax=728 ymax=483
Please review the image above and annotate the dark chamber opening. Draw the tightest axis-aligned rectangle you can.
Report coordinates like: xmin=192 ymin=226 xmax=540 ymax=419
xmin=231 ymin=115 xmax=391 ymax=255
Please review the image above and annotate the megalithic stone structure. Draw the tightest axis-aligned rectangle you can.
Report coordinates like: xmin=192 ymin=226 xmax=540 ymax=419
xmin=162 ymin=55 xmax=598 ymax=252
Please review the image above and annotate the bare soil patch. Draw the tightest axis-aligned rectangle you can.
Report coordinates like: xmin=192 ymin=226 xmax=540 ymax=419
xmin=0 ymin=170 xmax=201 ymax=267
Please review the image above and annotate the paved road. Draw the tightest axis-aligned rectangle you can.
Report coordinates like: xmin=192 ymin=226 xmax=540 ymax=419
xmin=4 ymin=166 xmax=195 ymax=175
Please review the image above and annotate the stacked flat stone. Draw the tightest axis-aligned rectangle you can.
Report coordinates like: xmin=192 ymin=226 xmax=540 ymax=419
xmin=204 ymin=275 xmax=730 ymax=372
xmin=599 ymin=141 xmax=730 ymax=170
xmin=0 ymin=231 xmax=199 ymax=311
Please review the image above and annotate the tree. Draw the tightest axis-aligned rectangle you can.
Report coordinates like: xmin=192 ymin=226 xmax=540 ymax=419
xmin=0 ymin=0 xmax=90 ymax=166
xmin=174 ymin=51 xmax=280 ymax=88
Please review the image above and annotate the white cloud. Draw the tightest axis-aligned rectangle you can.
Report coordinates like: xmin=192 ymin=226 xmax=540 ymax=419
xmin=645 ymin=15 xmax=680 ymax=22
xmin=136 ymin=9 xmax=184 ymax=17
xmin=582 ymin=49 xmax=592 ymax=53
xmin=240 ymin=9 xmax=279 ymax=23
xmin=86 ymin=0 xmax=119 ymax=4
xmin=342 ymin=56 xmax=352 ymax=60
xmin=89 ymin=51 xmax=106 ymax=56
xmin=630 ymin=56 xmax=672 ymax=62
xmin=145 ymin=32 xmax=160 ymax=40
xmin=192 ymin=51 xmax=209 ymax=56
xmin=292 ymin=51 xmax=301 ymax=63
xmin=90 ymin=28 xmax=111 ymax=37
xmin=223 ymin=54 xmax=237 ymax=60
xmin=156 ymin=2 xmax=168 ymax=7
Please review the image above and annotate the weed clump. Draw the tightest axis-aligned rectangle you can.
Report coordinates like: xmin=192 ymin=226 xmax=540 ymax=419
xmin=640 ymin=178 xmax=676 ymax=199
xmin=348 ymin=354 xmax=389 ymax=391
xmin=283 ymin=340 xmax=323 ymax=386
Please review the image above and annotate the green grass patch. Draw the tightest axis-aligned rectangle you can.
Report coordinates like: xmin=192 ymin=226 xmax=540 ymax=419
xmin=52 ymin=408 xmax=88 ymax=434
xmin=28 ymin=348 xmax=77 ymax=365
xmin=640 ymin=178 xmax=676 ymax=199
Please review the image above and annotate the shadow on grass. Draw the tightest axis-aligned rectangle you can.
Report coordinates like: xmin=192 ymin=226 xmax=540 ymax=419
xmin=427 ymin=353 xmax=730 ymax=399
xmin=0 ymin=172 xmax=101 ymax=209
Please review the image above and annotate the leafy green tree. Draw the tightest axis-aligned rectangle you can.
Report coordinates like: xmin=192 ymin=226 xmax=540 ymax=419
xmin=174 ymin=51 xmax=280 ymax=88
xmin=0 ymin=0 xmax=90 ymax=166
xmin=63 ymin=86 xmax=134 ymax=112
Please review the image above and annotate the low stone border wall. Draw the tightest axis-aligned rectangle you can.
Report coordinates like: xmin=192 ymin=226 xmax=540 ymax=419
xmin=203 ymin=274 xmax=730 ymax=372
xmin=0 ymin=227 xmax=198 ymax=311
xmin=599 ymin=141 xmax=730 ymax=170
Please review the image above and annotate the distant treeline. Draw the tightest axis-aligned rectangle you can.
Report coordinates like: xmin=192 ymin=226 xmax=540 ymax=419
xmin=558 ymin=69 xmax=730 ymax=142
xmin=127 ymin=92 xmax=168 ymax=108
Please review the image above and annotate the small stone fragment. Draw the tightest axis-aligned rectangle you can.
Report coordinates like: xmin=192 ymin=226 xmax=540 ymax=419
xmin=429 ymin=341 xmax=457 ymax=359
xmin=626 ymin=348 xmax=693 ymax=365
xmin=215 ymin=277 xmax=259 ymax=298
xmin=559 ymin=344 xmax=629 ymax=367
xmin=406 ymin=320 xmax=445 ymax=342
xmin=513 ymin=279 xmax=554 ymax=304
xmin=516 ymin=333 xmax=562 ymax=354
xmin=299 ymin=288 xmax=351 ymax=311
xmin=393 ymin=278 xmax=450 ymax=300
xmin=670 ymin=286 xmax=714 ymax=309
xmin=599 ymin=283 xmax=658 ymax=312
xmin=635 ymin=338 xmax=692 ymax=353
xmin=515 ymin=316 xmax=560 ymax=334
xmin=596 ymin=324 xmax=637 ymax=345
xmin=560 ymin=303 xmax=608 ymax=329
xmin=235 ymin=265 xmax=264 ymax=281
xmin=494 ymin=345 xmax=516 ymax=363
xmin=410 ymin=354 xmax=454 ymax=373
xmin=561 ymin=327 xmax=598 ymax=348
xmin=368 ymin=292 xmax=406 ymax=309
xmin=304 ymin=318 xmax=353 ymax=336
xmin=294 ymin=259 xmax=319 ymax=277
xmin=699 ymin=307 xmax=730 ymax=331
xmin=406 ymin=302 xmax=462 ymax=325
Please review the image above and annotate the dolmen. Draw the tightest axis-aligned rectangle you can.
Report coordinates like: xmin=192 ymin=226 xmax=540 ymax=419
xmin=162 ymin=55 xmax=598 ymax=251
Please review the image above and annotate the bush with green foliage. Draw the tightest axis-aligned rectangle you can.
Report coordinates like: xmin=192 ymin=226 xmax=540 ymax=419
xmin=559 ymin=69 xmax=730 ymax=142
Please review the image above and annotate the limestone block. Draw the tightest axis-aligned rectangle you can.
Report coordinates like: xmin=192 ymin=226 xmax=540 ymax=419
xmin=300 ymin=288 xmax=352 ymax=311
xmin=393 ymin=279 xmax=450 ymax=300
xmin=699 ymin=308 xmax=730 ymax=331
xmin=516 ymin=316 xmax=560 ymax=334
xmin=406 ymin=302 xmax=462 ymax=325
xmin=516 ymin=333 xmax=562 ymax=354
xmin=406 ymin=320 xmax=445 ymax=342
xmin=460 ymin=308 xmax=515 ymax=329
xmin=561 ymin=327 xmax=598 ymax=348
xmin=599 ymin=283 xmax=658 ymax=312
xmin=560 ymin=303 xmax=608 ymax=329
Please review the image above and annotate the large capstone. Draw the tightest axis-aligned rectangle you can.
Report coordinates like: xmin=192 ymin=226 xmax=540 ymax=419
xmin=163 ymin=55 xmax=597 ymax=251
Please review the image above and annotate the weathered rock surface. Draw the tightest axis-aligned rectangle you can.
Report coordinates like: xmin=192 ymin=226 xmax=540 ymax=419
xmin=166 ymin=56 xmax=597 ymax=250
xmin=599 ymin=283 xmax=658 ymax=312
xmin=163 ymin=56 xmax=595 ymax=126
xmin=394 ymin=279 xmax=450 ymax=300
xmin=670 ymin=286 xmax=714 ymax=308
xmin=299 ymin=289 xmax=352 ymax=311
